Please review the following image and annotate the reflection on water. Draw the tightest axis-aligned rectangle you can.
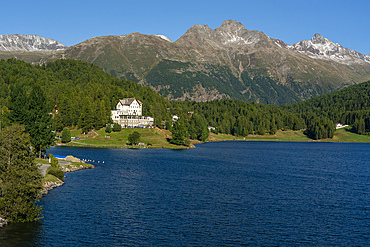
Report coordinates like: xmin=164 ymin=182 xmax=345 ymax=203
xmin=0 ymin=220 xmax=43 ymax=247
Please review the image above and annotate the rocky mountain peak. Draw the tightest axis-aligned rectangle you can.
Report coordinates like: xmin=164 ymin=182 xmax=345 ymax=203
xmin=0 ymin=34 xmax=67 ymax=51
xmin=184 ymin=24 xmax=212 ymax=35
xmin=219 ymin=20 xmax=247 ymax=32
xmin=288 ymin=33 xmax=369 ymax=65
xmin=311 ymin=33 xmax=327 ymax=44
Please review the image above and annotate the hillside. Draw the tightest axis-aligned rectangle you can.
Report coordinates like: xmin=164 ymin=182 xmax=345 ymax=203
xmin=0 ymin=59 xmax=310 ymax=142
xmin=282 ymin=80 xmax=370 ymax=135
xmin=0 ymin=20 xmax=369 ymax=105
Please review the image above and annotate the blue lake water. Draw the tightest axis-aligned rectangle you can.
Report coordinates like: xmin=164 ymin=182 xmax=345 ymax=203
xmin=0 ymin=141 xmax=369 ymax=246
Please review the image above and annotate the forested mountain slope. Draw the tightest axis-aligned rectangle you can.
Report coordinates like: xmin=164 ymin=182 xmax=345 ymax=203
xmin=0 ymin=59 xmax=308 ymax=141
xmin=282 ymin=80 xmax=370 ymax=135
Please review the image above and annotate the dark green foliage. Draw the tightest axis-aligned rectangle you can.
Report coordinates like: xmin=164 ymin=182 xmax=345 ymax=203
xmin=187 ymin=114 xmax=209 ymax=141
xmin=0 ymin=105 xmax=10 ymax=129
xmin=171 ymin=99 xmax=305 ymax=139
xmin=170 ymin=120 xmax=186 ymax=145
xmin=27 ymin=86 xmax=55 ymax=157
xmin=0 ymin=58 xmax=314 ymax=142
xmin=304 ymin=117 xmax=335 ymax=140
xmin=46 ymin=167 xmax=64 ymax=182
xmin=128 ymin=131 xmax=141 ymax=145
xmin=105 ymin=124 xmax=112 ymax=133
xmin=282 ymin=80 xmax=370 ymax=136
xmin=165 ymin=121 xmax=172 ymax=131
xmin=112 ymin=123 xmax=122 ymax=132
xmin=48 ymin=154 xmax=60 ymax=168
xmin=61 ymin=127 xmax=71 ymax=143
xmin=0 ymin=124 xmax=43 ymax=223
xmin=352 ymin=118 xmax=366 ymax=135
xmin=7 ymin=80 xmax=54 ymax=157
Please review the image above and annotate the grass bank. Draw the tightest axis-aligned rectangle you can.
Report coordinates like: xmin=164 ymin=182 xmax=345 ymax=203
xmin=59 ymin=128 xmax=188 ymax=149
xmin=209 ymin=127 xmax=370 ymax=143
xmin=57 ymin=126 xmax=370 ymax=150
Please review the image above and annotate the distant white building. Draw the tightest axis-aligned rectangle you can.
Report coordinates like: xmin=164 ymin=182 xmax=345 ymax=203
xmin=336 ymin=123 xmax=349 ymax=129
xmin=111 ymin=98 xmax=154 ymax=127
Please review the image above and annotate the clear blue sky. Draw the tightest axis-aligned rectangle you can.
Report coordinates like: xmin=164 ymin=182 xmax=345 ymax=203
xmin=2 ymin=0 xmax=369 ymax=54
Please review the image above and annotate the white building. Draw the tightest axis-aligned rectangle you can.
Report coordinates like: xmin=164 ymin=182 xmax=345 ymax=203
xmin=111 ymin=98 xmax=154 ymax=127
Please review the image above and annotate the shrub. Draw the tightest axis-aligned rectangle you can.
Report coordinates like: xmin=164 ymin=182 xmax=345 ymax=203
xmin=48 ymin=154 xmax=60 ymax=168
xmin=61 ymin=127 xmax=71 ymax=143
xmin=46 ymin=167 xmax=64 ymax=181
xmin=105 ymin=124 xmax=112 ymax=133
xmin=128 ymin=131 xmax=141 ymax=145
xmin=112 ymin=123 xmax=122 ymax=132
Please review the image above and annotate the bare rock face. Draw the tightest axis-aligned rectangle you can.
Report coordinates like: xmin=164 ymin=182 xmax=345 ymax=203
xmin=0 ymin=34 xmax=67 ymax=51
xmin=288 ymin=33 xmax=369 ymax=65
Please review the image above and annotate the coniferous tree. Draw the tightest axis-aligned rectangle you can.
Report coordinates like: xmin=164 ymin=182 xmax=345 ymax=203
xmin=8 ymin=85 xmax=28 ymax=124
xmin=78 ymin=97 xmax=94 ymax=134
xmin=26 ymin=86 xmax=55 ymax=157
xmin=61 ymin=127 xmax=71 ymax=143
xmin=170 ymin=120 xmax=186 ymax=145
xmin=0 ymin=124 xmax=43 ymax=223
xmin=0 ymin=105 xmax=10 ymax=130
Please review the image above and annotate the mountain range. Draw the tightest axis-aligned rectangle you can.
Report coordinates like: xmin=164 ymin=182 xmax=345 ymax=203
xmin=1 ymin=20 xmax=369 ymax=104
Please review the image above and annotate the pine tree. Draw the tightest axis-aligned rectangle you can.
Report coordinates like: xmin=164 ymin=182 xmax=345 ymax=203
xmin=26 ymin=86 xmax=55 ymax=158
xmin=61 ymin=127 xmax=71 ymax=143
xmin=78 ymin=97 xmax=94 ymax=134
xmin=0 ymin=124 xmax=43 ymax=223
xmin=170 ymin=120 xmax=185 ymax=145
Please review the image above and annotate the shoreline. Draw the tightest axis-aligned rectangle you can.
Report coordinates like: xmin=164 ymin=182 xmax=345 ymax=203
xmin=0 ymin=157 xmax=94 ymax=228
xmin=38 ymin=158 xmax=95 ymax=195
xmin=55 ymin=127 xmax=370 ymax=149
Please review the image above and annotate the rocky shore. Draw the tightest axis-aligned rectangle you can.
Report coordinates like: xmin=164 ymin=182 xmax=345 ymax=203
xmin=0 ymin=156 xmax=95 ymax=227
xmin=41 ymin=160 xmax=95 ymax=194
xmin=41 ymin=180 xmax=64 ymax=195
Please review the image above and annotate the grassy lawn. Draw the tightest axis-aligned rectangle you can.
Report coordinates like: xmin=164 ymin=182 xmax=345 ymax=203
xmin=60 ymin=128 xmax=187 ymax=149
xmin=209 ymin=130 xmax=311 ymax=142
xmin=209 ymin=127 xmax=370 ymax=143
xmin=56 ymin=126 xmax=370 ymax=149
xmin=42 ymin=174 xmax=62 ymax=183
xmin=35 ymin=158 xmax=50 ymax=165
xmin=329 ymin=127 xmax=370 ymax=143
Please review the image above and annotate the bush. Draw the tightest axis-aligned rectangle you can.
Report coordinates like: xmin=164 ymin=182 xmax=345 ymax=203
xmin=61 ymin=127 xmax=71 ymax=143
xmin=128 ymin=131 xmax=141 ymax=145
xmin=112 ymin=123 xmax=122 ymax=132
xmin=105 ymin=124 xmax=112 ymax=133
xmin=48 ymin=154 xmax=60 ymax=168
xmin=46 ymin=167 xmax=64 ymax=181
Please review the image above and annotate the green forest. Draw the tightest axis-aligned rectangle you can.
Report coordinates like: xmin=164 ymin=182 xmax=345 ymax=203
xmin=1 ymin=58 xmax=369 ymax=148
xmin=282 ymin=80 xmax=370 ymax=136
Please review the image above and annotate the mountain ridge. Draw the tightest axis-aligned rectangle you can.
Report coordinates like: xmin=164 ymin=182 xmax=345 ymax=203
xmin=0 ymin=34 xmax=67 ymax=51
xmin=0 ymin=20 xmax=369 ymax=104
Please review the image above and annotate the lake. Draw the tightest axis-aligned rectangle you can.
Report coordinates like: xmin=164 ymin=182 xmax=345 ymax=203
xmin=0 ymin=141 xmax=369 ymax=246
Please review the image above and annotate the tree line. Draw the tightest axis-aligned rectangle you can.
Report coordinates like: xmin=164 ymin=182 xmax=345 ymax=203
xmin=2 ymin=58 xmax=369 ymax=149
xmin=282 ymin=80 xmax=370 ymax=136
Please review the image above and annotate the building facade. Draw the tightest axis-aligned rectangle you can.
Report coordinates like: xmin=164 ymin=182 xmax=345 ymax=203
xmin=111 ymin=98 xmax=154 ymax=127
